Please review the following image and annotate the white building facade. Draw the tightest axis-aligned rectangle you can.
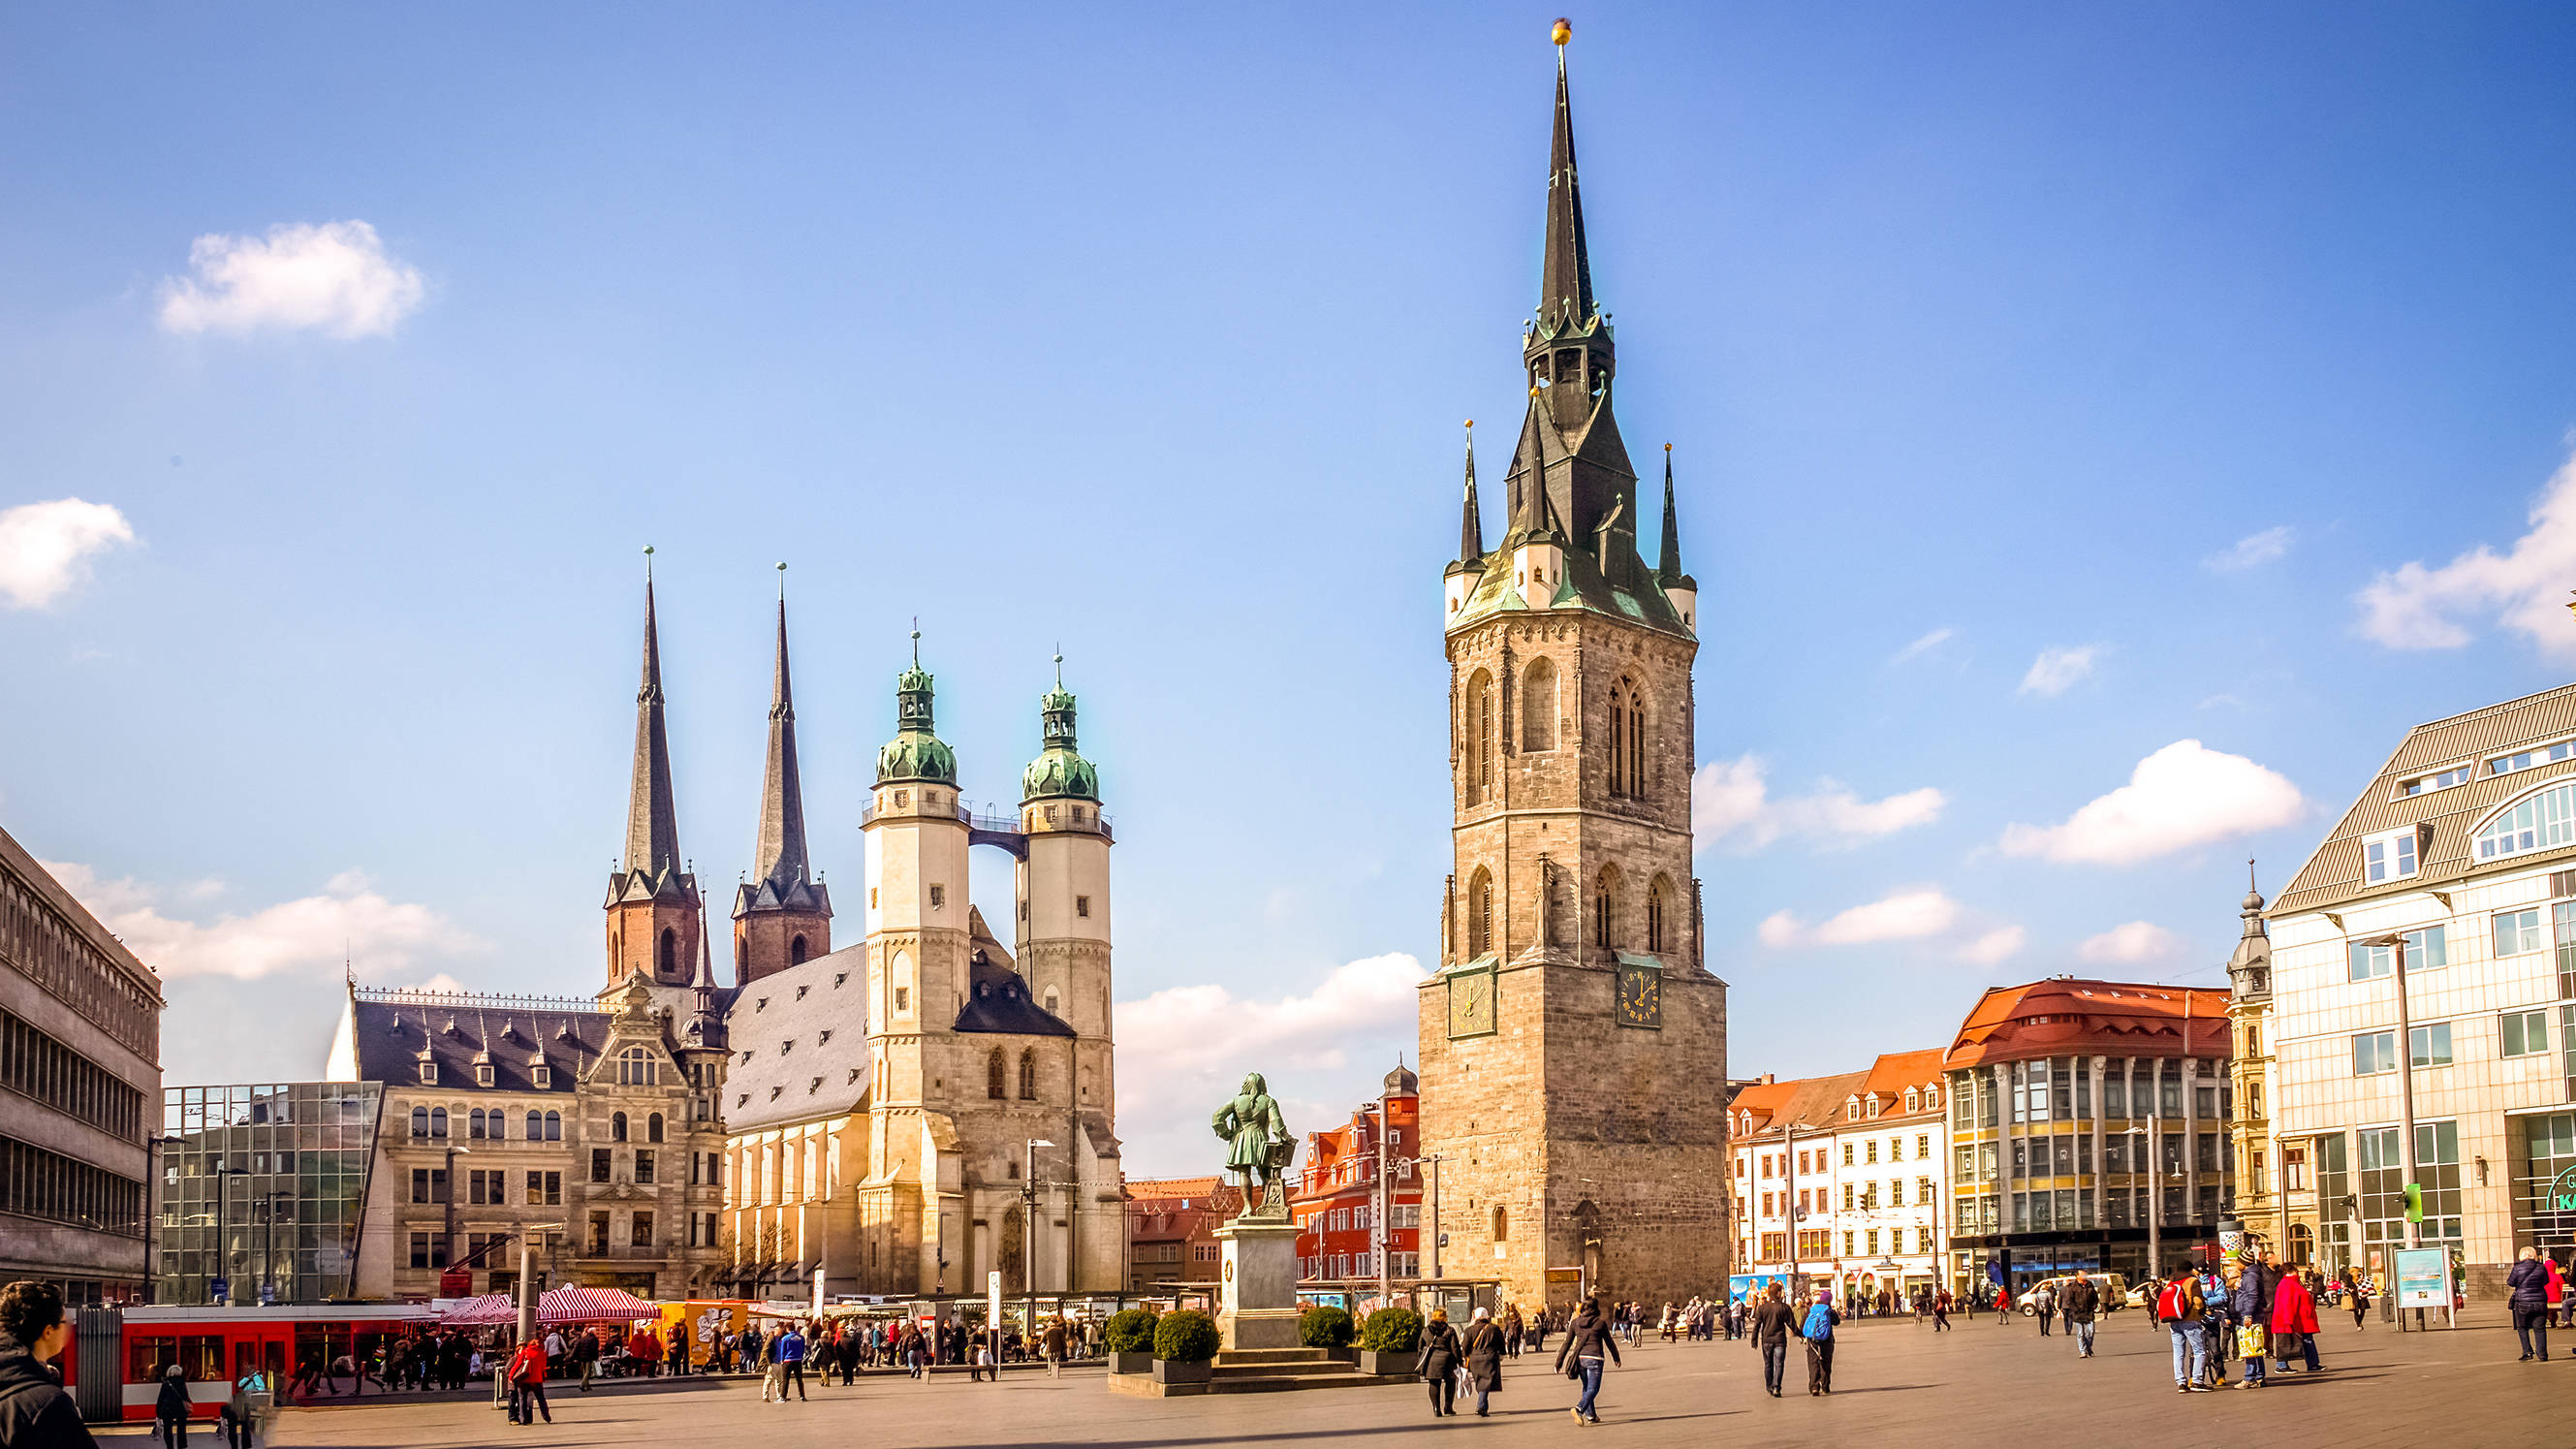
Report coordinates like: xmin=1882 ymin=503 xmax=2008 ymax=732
xmin=1729 ymin=1052 xmax=1948 ymax=1305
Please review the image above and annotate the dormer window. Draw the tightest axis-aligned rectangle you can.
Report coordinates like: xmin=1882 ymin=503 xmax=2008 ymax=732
xmin=2400 ymin=765 xmax=2473 ymax=797
xmin=2365 ymin=827 xmax=2422 ymax=884
xmin=532 ymin=1064 xmax=551 ymax=1088
xmin=818 ymin=1029 xmax=832 ymax=1045
xmin=756 ymin=997 xmax=769 ymax=1012
xmin=2488 ymin=740 xmax=2576 ymax=777
xmin=418 ymin=1061 xmax=437 ymax=1085
xmin=834 ymin=973 xmax=848 ymax=988
xmin=796 ymin=985 xmax=809 ymax=1000
xmin=476 ymin=1062 xmax=494 ymax=1087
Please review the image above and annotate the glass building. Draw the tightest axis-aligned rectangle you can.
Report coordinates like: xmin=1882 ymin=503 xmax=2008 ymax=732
xmin=156 ymin=1083 xmax=383 ymax=1305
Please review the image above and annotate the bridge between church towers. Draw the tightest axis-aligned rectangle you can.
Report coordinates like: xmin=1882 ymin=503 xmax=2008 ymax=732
xmin=858 ymin=799 xmax=1115 ymax=860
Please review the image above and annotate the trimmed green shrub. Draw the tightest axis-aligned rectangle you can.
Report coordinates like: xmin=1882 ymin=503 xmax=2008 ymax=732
xmin=1103 ymin=1308 xmax=1158 ymax=1355
xmin=1299 ymin=1305 xmax=1355 ymax=1349
xmin=1153 ymin=1308 xmax=1221 ymax=1363
xmin=1357 ymin=1306 xmax=1421 ymax=1353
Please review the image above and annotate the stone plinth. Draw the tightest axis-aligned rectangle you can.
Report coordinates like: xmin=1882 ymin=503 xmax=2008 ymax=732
xmin=1214 ymin=1215 xmax=1302 ymax=1351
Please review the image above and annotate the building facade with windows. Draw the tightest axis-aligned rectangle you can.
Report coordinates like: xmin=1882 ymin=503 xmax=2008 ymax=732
xmin=2271 ymin=682 xmax=2576 ymax=1298
xmin=1942 ymin=979 xmax=2235 ymax=1297
xmin=154 ymin=1083 xmax=384 ymax=1305
xmin=1124 ymin=1178 xmax=1240 ymax=1295
xmin=1727 ymin=1054 xmax=1948 ymax=1305
xmin=1290 ymin=1067 xmax=1423 ymax=1284
xmin=0 ymin=823 xmax=162 ymax=1307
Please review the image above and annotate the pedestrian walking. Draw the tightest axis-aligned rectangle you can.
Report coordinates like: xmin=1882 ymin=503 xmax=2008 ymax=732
xmin=772 ymin=1324 xmax=807 ymax=1403
xmin=1042 ymin=1317 xmax=1067 ymax=1379
xmin=1416 ymin=1308 xmax=1461 ymax=1418
xmin=2269 ymin=1267 xmax=2323 ymax=1376
xmin=2510 ymin=1245 xmax=2552 ymax=1362
xmin=1931 ymin=1289 xmax=1951 ymax=1332
xmin=2229 ymin=1249 xmax=2273 ymax=1388
xmin=1551 ymin=1297 xmax=1618 ymax=1425
xmin=2062 ymin=1275 xmax=2101 ymax=1358
xmin=152 ymin=1364 xmax=191 ymax=1447
xmin=2156 ymin=1269 xmax=2209 ymax=1393
xmin=1747 ymin=1284 xmax=1793 ymax=1400
xmin=2033 ymin=1283 xmax=2055 ymax=1336
xmin=1461 ymin=1307 xmax=1505 ymax=1418
xmin=1798 ymin=1296 xmax=1839 ymax=1396
xmin=505 ymin=1337 xmax=550 ymax=1427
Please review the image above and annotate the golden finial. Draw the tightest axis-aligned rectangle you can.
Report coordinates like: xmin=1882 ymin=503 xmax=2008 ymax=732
xmin=1553 ymin=17 xmax=1572 ymax=47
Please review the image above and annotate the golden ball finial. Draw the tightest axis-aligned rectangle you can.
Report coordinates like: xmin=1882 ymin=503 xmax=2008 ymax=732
xmin=1552 ymin=17 xmax=1572 ymax=47
xmin=1463 ymin=419 xmax=1474 ymax=429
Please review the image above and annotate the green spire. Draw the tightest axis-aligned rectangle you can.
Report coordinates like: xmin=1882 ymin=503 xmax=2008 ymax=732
xmin=1022 ymin=652 xmax=1101 ymax=803
xmin=876 ymin=623 xmax=958 ymax=786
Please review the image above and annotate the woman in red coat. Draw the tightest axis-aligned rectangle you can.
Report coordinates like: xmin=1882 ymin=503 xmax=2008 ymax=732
xmin=2270 ymin=1269 xmax=2323 ymax=1375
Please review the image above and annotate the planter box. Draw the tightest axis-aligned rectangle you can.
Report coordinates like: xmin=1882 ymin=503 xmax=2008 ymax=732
xmin=1108 ymin=1351 xmax=1152 ymax=1376
xmin=1150 ymin=1359 xmax=1212 ymax=1385
xmin=1356 ymin=1349 xmax=1411 ymax=1377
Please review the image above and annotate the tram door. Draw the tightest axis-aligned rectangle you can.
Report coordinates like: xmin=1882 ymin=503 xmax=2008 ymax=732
xmin=234 ymin=1335 xmax=286 ymax=1388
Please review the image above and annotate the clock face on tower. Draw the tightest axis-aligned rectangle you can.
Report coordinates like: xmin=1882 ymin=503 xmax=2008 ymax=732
xmin=1448 ymin=967 xmax=1496 ymax=1039
xmin=1616 ymin=961 xmax=1662 ymax=1029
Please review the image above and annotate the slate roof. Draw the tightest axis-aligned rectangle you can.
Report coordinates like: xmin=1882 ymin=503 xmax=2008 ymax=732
xmin=2277 ymin=681 xmax=2576 ymax=915
xmin=721 ymin=941 xmax=872 ymax=1133
xmin=342 ymin=991 xmax=615 ymax=1094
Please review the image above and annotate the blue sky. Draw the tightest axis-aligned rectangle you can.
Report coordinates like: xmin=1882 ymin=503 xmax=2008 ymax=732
xmin=5 ymin=4 xmax=2576 ymax=1178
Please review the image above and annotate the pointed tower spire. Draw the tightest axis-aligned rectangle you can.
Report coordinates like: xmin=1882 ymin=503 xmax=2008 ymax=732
xmin=750 ymin=567 xmax=811 ymax=894
xmin=623 ymin=549 xmax=683 ymax=885
xmin=2240 ymin=860 xmax=2268 ymax=940
xmin=1457 ymin=421 xmax=1485 ymax=566
xmin=1540 ymin=20 xmax=1596 ymax=334
xmin=1655 ymin=443 xmax=1686 ymax=587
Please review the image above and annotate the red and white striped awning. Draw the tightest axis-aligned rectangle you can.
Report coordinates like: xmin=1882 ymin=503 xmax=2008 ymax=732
xmin=433 ymin=1286 xmax=657 ymax=1327
xmin=434 ymin=1293 xmax=516 ymax=1326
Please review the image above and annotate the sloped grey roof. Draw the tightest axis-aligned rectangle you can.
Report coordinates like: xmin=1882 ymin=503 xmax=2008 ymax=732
xmin=722 ymin=942 xmax=872 ymax=1132
xmin=348 ymin=995 xmax=609 ymax=1095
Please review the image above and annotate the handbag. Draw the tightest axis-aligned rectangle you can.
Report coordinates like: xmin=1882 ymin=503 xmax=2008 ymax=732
xmin=2236 ymin=1324 xmax=2268 ymax=1358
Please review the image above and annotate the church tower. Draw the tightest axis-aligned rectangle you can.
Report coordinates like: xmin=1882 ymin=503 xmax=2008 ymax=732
xmin=604 ymin=566 xmax=704 ymax=987
xmin=1017 ymin=659 xmax=1115 ymax=1120
xmin=733 ymin=583 xmax=832 ymax=984
xmin=1416 ymin=26 xmax=1729 ymax=1309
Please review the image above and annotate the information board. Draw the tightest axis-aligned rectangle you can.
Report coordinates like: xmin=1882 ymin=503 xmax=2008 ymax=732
xmin=2393 ymin=1247 xmax=2450 ymax=1310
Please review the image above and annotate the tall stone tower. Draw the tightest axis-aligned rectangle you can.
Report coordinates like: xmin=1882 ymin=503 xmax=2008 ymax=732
xmin=732 ymin=587 xmax=832 ymax=984
xmin=1015 ymin=661 xmax=1115 ymax=1122
xmin=604 ymin=569 xmax=704 ymax=986
xmin=1416 ymin=29 xmax=1729 ymax=1309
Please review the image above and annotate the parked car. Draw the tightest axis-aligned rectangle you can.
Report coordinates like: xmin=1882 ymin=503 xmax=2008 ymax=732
xmin=2016 ymin=1273 xmax=2129 ymax=1314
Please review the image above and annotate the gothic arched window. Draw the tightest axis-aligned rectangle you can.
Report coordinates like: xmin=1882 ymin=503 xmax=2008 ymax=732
xmin=1594 ymin=866 xmax=1620 ymax=950
xmin=525 ymin=1110 xmax=543 ymax=1141
xmin=1606 ymin=677 xmax=1649 ymax=798
xmin=1465 ymin=670 xmax=1496 ymax=804
xmin=1647 ymin=875 xmax=1672 ymax=954
xmin=1523 ymin=657 xmax=1557 ymax=752
xmin=411 ymin=1106 xmax=428 ymax=1139
xmin=1019 ymin=1049 xmax=1038 ymax=1101
xmin=612 ymin=1112 xmax=628 ymax=1142
xmin=658 ymin=929 xmax=677 ymax=978
xmin=988 ymin=1049 xmax=1007 ymax=1100
xmin=1468 ymin=868 xmax=1494 ymax=958
xmin=469 ymin=1108 xmax=487 ymax=1140
xmin=543 ymin=1110 xmax=561 ymax=1142
xmin=428 ymin=1107 xmax=447 ymax=1139
xmin=1492 ymin=1205 xmax=1510 ymax=1244
xmin=790 ymin=935 xmax=809 ymax=966
xmin=647 ymin=1113 xmax=664 ymax=1144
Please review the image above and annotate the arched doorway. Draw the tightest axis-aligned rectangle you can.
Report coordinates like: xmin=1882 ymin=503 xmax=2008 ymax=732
xmin=2288 ymin=1223 xmax=2314 ymax=1266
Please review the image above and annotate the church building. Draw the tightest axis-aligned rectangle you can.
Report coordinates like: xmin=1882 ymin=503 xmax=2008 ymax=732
xmin=1416 ymin=31 xmax=1732 ymax=1309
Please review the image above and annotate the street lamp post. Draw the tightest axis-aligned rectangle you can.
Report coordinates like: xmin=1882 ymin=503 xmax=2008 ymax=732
xmin=216 ymin=1166 xmax=247 ymax=1304
xmin=516 ymin=1222 xmax=565 ymax=1347
xmin=2363 ymin=933 xmax=2424 ymax=1254
xmin=1375 ymin=1085 xmax=1392 ymax=1306
xmin=1023 ymin=1139 xmax=1054 ymax=1341
xmin=1421 ymin=1154 xmax=1445 ymax=1285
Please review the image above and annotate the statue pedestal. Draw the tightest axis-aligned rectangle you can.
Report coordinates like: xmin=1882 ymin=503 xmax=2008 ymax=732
xmin=1214 ymin=1215 xmax=1303 ymax=1351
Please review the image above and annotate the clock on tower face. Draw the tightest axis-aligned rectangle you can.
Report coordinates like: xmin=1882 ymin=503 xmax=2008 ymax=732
xmin=1448 ymin=968 xmax=1496 ymax=1039
xmin=1616 ymin=962 xmax=1662 ymax=1029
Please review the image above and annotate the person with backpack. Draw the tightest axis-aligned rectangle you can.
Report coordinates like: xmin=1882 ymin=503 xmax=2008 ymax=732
xmin=2032 ymin=1282 xmax=2055 ymax=1336
xmin=504 ymin=1336 xmax=550 ymax=1427
xmin=1798 ymin=1295 xmax=1840 ymax=1396
xmin=2156 ymin=1268 xmax=2209 ymax=1392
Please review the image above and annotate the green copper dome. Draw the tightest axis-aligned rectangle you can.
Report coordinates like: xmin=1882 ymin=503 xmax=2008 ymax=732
xmin=1021 ymin=680 xmax=1100 ymax=803
xmin=876 ymin=662 xmax=958 ymax=786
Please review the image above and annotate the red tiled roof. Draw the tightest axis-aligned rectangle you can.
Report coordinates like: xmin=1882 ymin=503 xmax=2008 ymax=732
xmin=1125 ymin=1176 xmax=1222 ymax=1203
xmin=1942 ymin=978 xmax=2229 ymax=1068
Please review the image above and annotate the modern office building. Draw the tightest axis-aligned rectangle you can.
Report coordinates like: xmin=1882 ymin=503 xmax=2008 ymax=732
xmin=155 ymin=1083 xmax=384 ymax=1304
xmin=1942 ymin=978 xmax=2235 ymax=1295
xmin=2270 ymin=682 xmax=2576 ymax=1297
xmin=0 ymin=823 xmax=164 ymax=1306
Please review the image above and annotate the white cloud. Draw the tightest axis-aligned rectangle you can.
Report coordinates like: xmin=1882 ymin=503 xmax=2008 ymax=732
xmin=158 ymin=220 xmax=424 ymax=338
xmin=2357 ymin=449 xmax=2576 ymax=657
xmin=2019 ymin=645 xmax=2101 ymax=697
xmin=0 ymin=498 xmax=134 ymax=608
xmin=1891 ymin=627 xmax=1955 ymax=665
xmin=2206 ymin=526 xmax=2293 ymax=573
xmin=1761 ymin=887 xmax=1961 ymax=948
xmin=42 ymin=860 xmax=480 ymax=980
xmin=1692 ymin=755 xmax=1946 ymax=853
xmin=2078 ymin=921 xmax=2182 ymax=963
xmin=1999 ymin=740 xmax=2306 ymax=866
xmin=1115 ymin=953 xmax=1427 ymax=1179
xmin=1954 ymin=926 xmax=2026 ymax=966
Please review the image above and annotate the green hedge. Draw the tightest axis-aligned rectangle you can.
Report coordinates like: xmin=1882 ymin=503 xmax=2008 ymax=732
xmin=1103 ymin=1308 xmax=1158 ymax=1354
xmin=1357 ymin=1306 xmax=1420 ymax=1353
xmin=1153 ymin=1309 xmax=1221 ymax=1363
xmin=1299 ymin=1305 xmax=1354 ymax=1349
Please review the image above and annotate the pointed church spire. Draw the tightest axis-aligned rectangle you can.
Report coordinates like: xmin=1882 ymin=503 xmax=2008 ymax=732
xmin=1457 ymin=421 xmax=1485 ymax=565
xmin=750 ymin=566 xmax=811 ymax=895
xmin=1539 ymin=23 xmax=1596 ymax=334
xmin=2240 ymin=859 xmax=2268 ymax=939
xmin=623 ymin=549 xmax=683 ymax=884
xmin=1655 ymin=443 xmax=1686 ymax=587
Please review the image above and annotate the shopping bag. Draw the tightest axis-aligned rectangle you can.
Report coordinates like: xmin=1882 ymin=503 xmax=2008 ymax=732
xmin=2236 ymin=1325 xmax=2267 ymax=1358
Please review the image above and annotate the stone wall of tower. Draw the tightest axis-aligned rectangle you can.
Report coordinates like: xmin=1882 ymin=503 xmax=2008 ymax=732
xmin=607 ymin=899 xmax=701 ymax=988
xmin=736 ymin=911 xmax=831 ymax=987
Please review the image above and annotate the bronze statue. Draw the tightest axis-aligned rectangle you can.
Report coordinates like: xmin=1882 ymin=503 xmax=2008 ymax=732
xmin=1211 ymin=1072 xmax=1293 ymax=1203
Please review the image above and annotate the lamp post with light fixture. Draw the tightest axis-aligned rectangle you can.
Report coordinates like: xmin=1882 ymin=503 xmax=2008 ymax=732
xmin=2362 ymin=932 xmax=2424 ymax=1253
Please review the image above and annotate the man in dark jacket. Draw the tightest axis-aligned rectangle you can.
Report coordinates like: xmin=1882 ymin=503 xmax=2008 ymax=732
xmin=0 ymin=1280 xmax=97 ymax=1448
xmin=1461 ymin=1308 xmax=1505 ymax=1418
xmin=1746 ymin=1285 xmax=1795 ymax=1400
xmin=2509 ymin=1246 xmax=2552 ymax=1361
xmin=2062 ymin=1275 xmax=2102 ymax=1359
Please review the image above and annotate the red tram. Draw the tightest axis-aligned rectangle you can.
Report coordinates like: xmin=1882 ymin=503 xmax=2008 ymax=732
xmin=77 ymin=1304 xmax=439 ymax=1422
